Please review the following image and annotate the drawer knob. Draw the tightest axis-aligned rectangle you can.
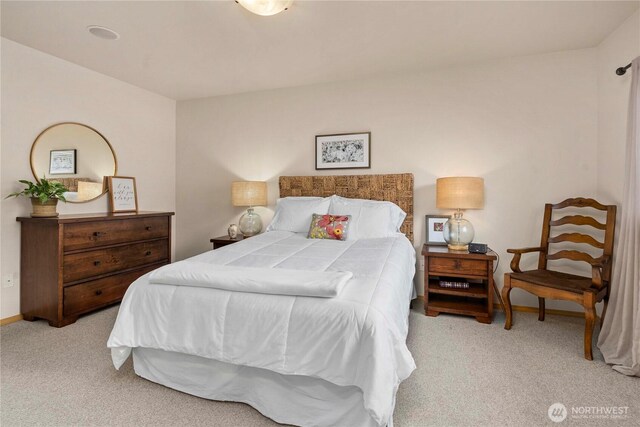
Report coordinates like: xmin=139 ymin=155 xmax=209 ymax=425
xmin=94 ymin=260 xmax=102 ymax=266
xmin=95 ymin=290 xmax=103 ymax=296
xmin=145 ymin=226 xmax=152 ymax=231
xmin=145 ymin=251 xmax=152 ymax=256
xmin=454 ymin=260 xmax=461 ymax=269
xmin=93 ymin=231 xmax=106 ymax=237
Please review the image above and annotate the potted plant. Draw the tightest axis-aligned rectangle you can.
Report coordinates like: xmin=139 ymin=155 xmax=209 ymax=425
xmin=6 ymin=177 xmax=68 ymax=217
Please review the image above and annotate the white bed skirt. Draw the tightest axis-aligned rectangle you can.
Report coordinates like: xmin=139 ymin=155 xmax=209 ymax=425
xmin=132 ymin=347 xmax=387 ymax=427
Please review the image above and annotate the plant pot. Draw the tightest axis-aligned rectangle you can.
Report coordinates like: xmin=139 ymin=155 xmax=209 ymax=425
xmin=30 ymin=197 xmax=59 ymax=218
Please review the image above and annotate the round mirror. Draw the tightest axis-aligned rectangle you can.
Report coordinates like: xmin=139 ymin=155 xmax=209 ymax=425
xmin=30 ymin=122 xmax=117 ymax=203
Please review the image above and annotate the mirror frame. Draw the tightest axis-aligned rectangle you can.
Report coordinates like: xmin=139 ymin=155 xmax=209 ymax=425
xmin=30 ymin=122 xmax=118 ymax=204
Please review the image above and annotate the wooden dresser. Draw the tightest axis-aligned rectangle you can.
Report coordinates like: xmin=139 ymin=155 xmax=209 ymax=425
xmin=17 ymin=211 xmax=174 ymax=327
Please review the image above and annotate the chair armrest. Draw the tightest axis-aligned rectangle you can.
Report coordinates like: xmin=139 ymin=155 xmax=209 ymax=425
xmin=590 ymin=255 xmax=611 ymax=289
xmin=590 ymin=255 xmax=610 ymax=269
xmin=507 ymin=247 xmax=545 ymax=254
xmin=507 ymin=247 xmax=545 ymax=273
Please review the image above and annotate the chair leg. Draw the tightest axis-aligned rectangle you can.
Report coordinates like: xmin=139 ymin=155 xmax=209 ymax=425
xmin=584 ymin=293 xmax=597 ymax=361
xmin=502 ymin=274 xmax=514 ymax=330
xmin=600 ymin=297 xmax=609 ymax=329
xmin=538 ymin=297 xmax=545 ymax=322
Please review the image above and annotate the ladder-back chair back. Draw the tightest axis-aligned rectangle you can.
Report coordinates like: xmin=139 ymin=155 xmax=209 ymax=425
xmin=502 ymin=197 xmax=617 ymax=360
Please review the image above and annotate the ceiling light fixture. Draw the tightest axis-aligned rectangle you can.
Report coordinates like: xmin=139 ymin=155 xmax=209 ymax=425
xmin=87 ymin=25 xmax=120 ymax=40
xmin=236 ymin=0 xmax=293 ymax=16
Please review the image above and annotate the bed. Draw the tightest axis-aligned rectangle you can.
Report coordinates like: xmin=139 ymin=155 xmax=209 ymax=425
xmin=108 ymin=174 xmax=416 ymax=427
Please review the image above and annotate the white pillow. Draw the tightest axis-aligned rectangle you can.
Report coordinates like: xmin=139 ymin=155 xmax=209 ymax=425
xmin=328 ymin=195 xmax=406 ymax=239
xmin=266 ymin=197 xmax=331 ymax=233
xmin=387 ymin=201 xmax=407 ymax=231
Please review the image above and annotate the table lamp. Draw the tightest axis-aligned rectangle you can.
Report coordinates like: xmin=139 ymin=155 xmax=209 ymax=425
xmin=231 ymin=181 xmax=267 ymax=237
xmin=436 ymin=177 xmax=484 ymax=250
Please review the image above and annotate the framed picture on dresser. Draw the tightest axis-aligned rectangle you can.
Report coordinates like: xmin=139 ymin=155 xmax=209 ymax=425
xmin=107 ymin=176 xmax=138 ymax=213
xmin=425 ymin=215 xmax=450 ymax=246
xmin=315 ymin=132 xmax=371 ymax=170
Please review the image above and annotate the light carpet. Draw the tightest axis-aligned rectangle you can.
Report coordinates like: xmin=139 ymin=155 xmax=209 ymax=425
xmin=1 ymin=301 xmax=638 ymax=426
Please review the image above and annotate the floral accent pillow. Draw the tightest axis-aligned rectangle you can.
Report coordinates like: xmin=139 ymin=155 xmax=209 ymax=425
xmin=307 ymin=214 xmax=351 ymax=241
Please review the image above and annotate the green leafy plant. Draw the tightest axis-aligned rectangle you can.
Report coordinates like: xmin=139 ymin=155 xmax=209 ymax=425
xmin=6 ymin=177 xmax=68 ymax=204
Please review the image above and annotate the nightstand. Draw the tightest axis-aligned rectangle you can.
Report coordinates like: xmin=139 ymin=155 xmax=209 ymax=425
xmin=422 ymin=244 xmax=497 ymax=324
xmin=210 ymin=235 xmax=245 ymax=250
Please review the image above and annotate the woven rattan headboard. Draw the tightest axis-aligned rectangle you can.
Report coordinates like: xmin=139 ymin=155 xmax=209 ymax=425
xmin=279 ymin=174 xmax=414 ymax=242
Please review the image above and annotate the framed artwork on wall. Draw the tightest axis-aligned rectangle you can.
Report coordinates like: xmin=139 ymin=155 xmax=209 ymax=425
xmin=107 ymin=176 xmax=138 ymax=213
xmin=49 ymin=149 xmax=77 ymax=175
xmin=425 ymin=215 xmax=451 ymax=246
xmin=315 ymin=132 xmax=371 ymax=170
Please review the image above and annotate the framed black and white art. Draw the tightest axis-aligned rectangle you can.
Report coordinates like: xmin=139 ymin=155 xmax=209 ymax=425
xmin=49 ymin=149 xmax=77 ymax=175
xmin=315 ymin=132 xmax=371 ymax=170
xmin=107 ymin=176 xmax=138 ymax=213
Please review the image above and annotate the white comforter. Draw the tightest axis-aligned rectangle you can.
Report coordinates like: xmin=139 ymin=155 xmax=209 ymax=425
xmin=149 ymin=262 xmax=353 ymax=297
xmin=108 ymin=231 xmax=417 ymax=426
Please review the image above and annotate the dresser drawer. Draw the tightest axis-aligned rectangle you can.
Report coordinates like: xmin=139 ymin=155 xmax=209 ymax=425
xmin=63 ymin=217 xmax=169 ymax=252
xmin=63 ymin=264 xmax=162 ymax=316
xmin=429 ymin=257 xmax=488 ymax=276
xmin=63 ymin=239 xmax=169 ymax=283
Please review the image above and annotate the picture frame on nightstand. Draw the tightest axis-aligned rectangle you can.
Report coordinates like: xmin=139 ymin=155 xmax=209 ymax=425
xmin=425 ymin=215 xmax=450 ymax=246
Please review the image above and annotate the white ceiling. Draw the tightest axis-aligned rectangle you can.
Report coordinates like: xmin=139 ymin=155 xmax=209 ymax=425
xmin=2 ymin=1 xmax=638 ymax=100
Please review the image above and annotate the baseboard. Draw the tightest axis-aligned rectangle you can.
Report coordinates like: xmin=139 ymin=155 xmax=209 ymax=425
xmin=414 ymin=295 xmax=587 ymax=319
xmin=0 ymin=314 xmax=23 ymax=326
xmin=493 ymin=303 xmax=588 ymax=318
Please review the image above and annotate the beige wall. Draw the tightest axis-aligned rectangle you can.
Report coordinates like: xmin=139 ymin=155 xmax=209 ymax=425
xmin=176 ymin=48 xmax=599 ymax=311
xmin=0 ymin=38 xmax=177 ymax=318
xmin=597 ymin=10 xmax=640 ymax=205
xmin=3 ymin=12 xmax=634 ymax=319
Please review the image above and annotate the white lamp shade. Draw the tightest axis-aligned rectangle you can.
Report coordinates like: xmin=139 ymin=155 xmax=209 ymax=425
xmin=436 ymin=177 xmax=484 ymax=210
xmin=231 ymin=181 xmax=267 ymax=207
xmin=237 ymin=0 xmax=293 ymax=16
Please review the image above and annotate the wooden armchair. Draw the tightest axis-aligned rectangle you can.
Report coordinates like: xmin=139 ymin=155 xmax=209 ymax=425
xmin=502 ymin=198 xmax=616 ymax=360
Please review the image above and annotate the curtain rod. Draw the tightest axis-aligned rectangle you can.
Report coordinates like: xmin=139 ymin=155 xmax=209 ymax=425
xmin=616 ymin=63 xmax=632 ymax=76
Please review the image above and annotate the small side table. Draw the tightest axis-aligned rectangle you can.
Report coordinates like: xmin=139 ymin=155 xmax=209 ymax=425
xmin=210 ymin=235 xmax=245 ymax=250
xmin=422 ymin=244 xmax=498 ymax=324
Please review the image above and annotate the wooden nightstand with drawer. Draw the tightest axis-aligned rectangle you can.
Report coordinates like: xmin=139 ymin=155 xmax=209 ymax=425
xmin=210 ymin=235 xmax=246 ymax=249
xmin=422 ymin=244 xmax=497 ymax=324
xmin=17 ymin=211 xmax=174 ymax=327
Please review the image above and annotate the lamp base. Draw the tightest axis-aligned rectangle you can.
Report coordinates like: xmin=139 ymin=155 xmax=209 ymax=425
xmin=447 ymin=243 xmax=469 ymax=251
xmin=443 ymin=211 xmax=475 ymax=251
xmin=239 ymin=207 xmax=263 ymax=237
